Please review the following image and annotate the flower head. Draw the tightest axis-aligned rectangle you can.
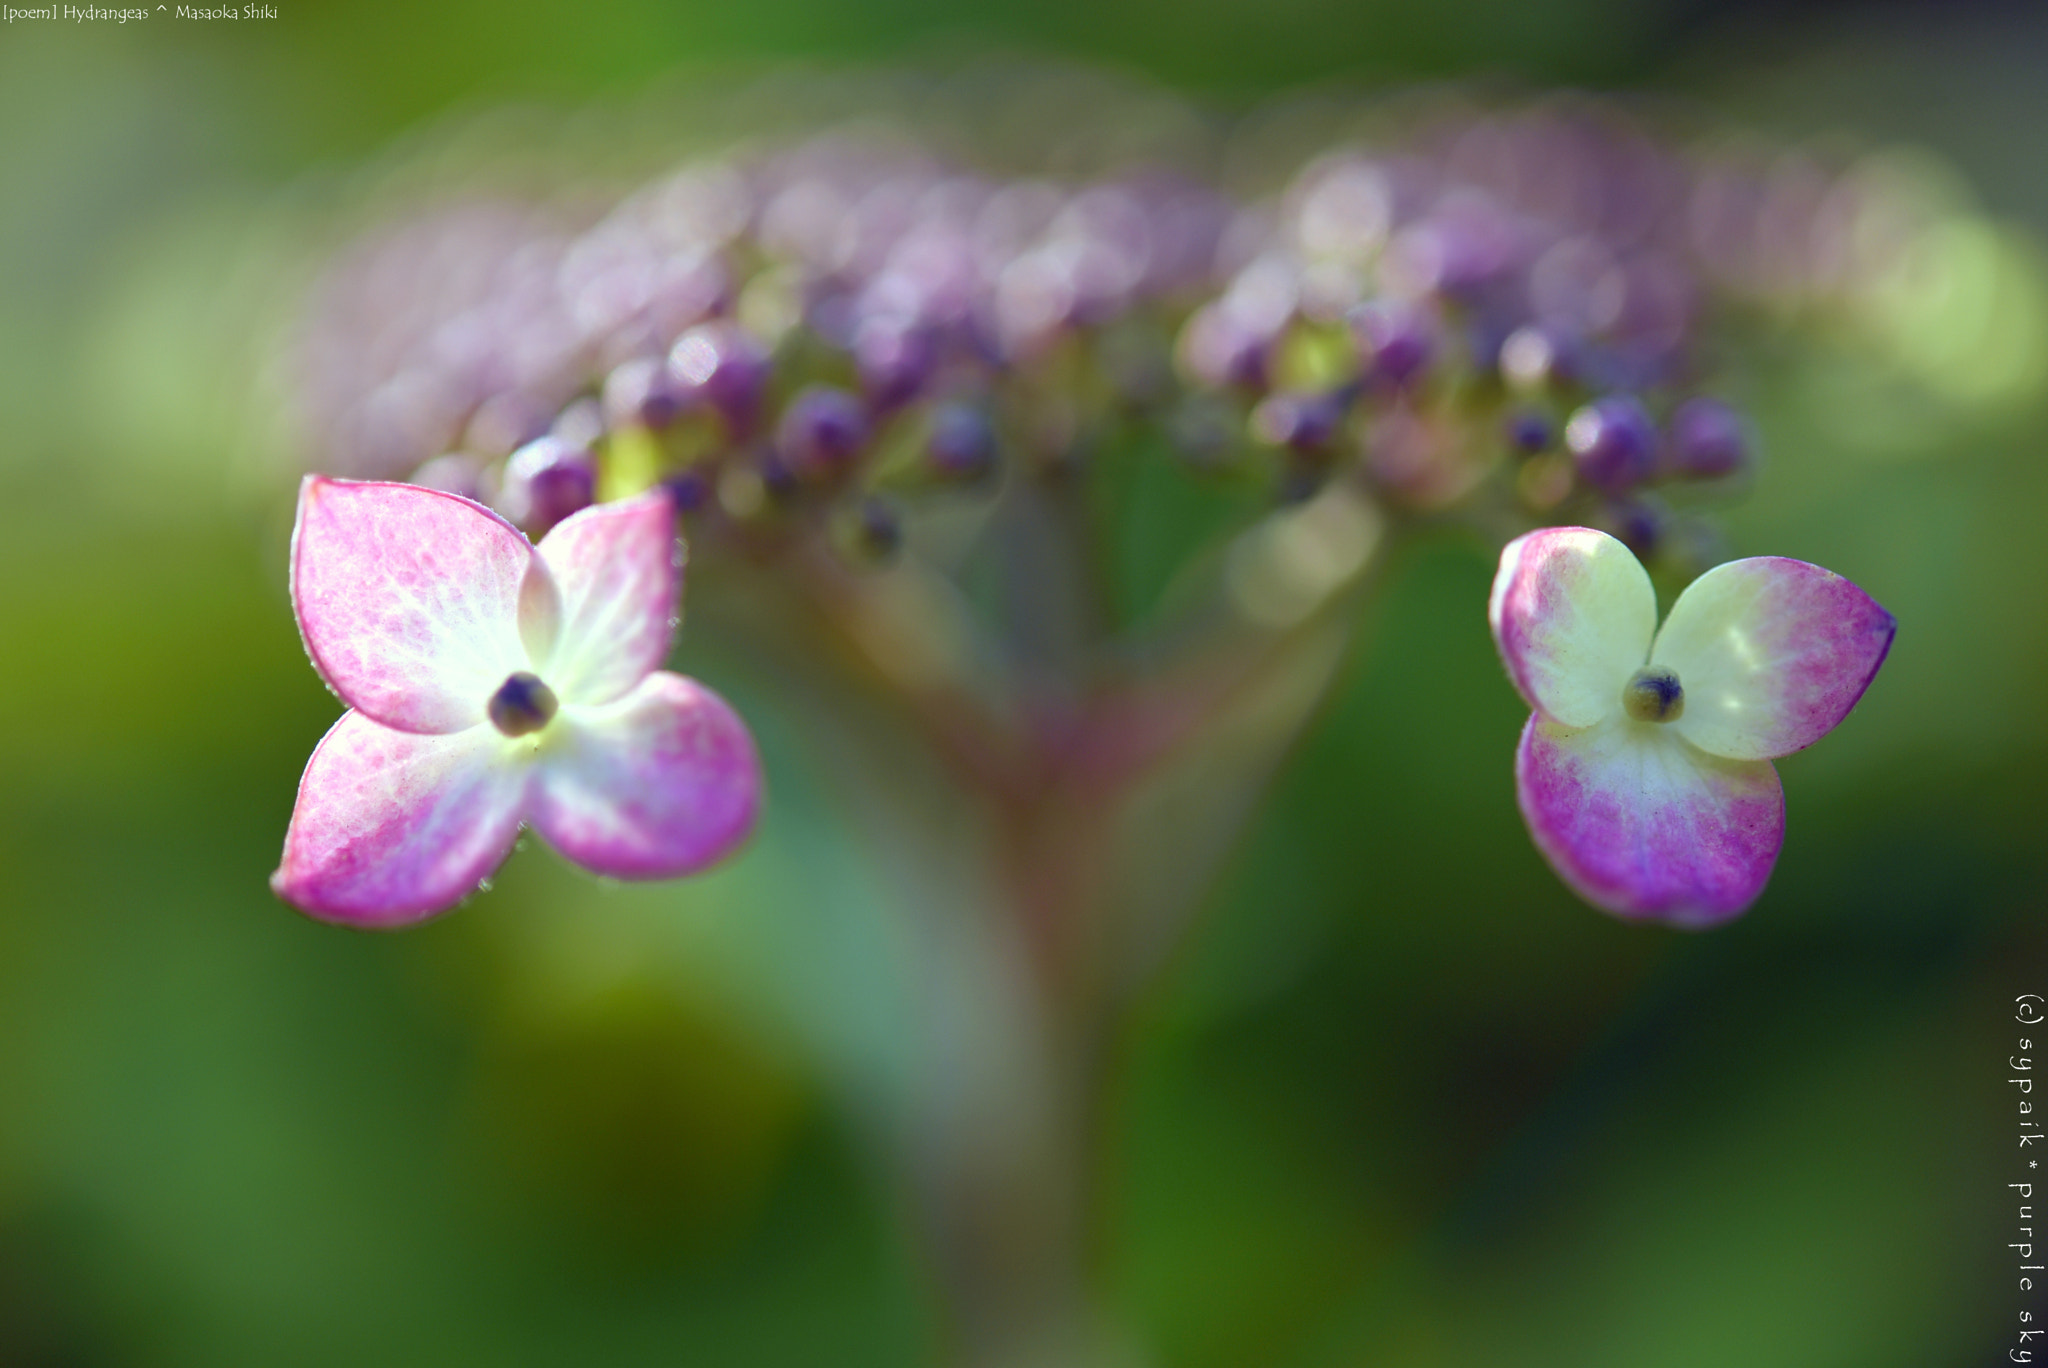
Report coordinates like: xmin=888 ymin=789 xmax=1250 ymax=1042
xmin=273 ymin=478 xmax=761 ymax=927
xmin=1489 ymin=527 xmax=1894 ymax=926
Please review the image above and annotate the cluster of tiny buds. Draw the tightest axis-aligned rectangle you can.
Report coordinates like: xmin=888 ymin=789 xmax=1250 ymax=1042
xmin=298 ymin=96 xmax=1913 ymax=574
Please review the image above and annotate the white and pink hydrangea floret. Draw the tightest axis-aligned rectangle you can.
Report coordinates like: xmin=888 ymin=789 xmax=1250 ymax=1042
xmin=273 ymin=477 xmax=761 ymax=926
xmin=1489 ymin=527 xmax=1894 ymax=927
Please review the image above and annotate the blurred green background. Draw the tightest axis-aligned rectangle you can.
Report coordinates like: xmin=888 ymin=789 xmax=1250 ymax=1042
xmin=3 ymin=1 xmax=2045 ymax=1364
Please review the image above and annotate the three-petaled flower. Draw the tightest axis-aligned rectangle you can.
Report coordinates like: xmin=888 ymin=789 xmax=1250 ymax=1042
xmin=273 ymin=478 xmax=762 ymax=926
xmin=1489 ymin=527 xmax=1894 ymax=926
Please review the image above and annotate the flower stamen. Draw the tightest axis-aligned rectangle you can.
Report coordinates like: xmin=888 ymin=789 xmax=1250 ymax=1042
xmin=488 ymin=671 xmax=559 ymax=737
xmin=1622 ymin=665 xmax=1685 ymax=723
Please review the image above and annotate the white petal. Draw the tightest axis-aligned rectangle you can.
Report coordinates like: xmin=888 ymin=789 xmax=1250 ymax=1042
xmin=291 ymin=477 xmax=552 ymax=734
xmin=272 ymin=711 xmax=529 ymax=926
xmin=533 ymin=490 xmax=681 ymax=706
xmin=1489 ymin=527 xmax=1656 ymax=729
xmin=1653 ymin=556 xmax=1896 ymax=761
xmin=529 ymin=672 xmax=760 ymax=879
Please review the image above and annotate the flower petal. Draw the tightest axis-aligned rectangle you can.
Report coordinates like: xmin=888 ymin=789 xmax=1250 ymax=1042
xmin=292 ymin=477 xmax=555 ymax=734
xmin=272 ymin=710 xmax=528 ymax=927
xmin=1652 ymin=556 xmax=1896 ymax=761
xmin=1516 ymin=715 xmax=1784 ymax=927
xmin=1489 ymin=527 xmax=1657 ymax=729
xmin=529 ymin=672 xmax=760 ymax=879
xmin=532 ymin=490 xmax=681 ymax=706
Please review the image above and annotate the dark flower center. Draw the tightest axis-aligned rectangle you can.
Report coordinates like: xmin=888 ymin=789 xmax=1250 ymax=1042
xmin=1622 ymin=665 xmax=1685 ymax=723
xmin=488 ymin=671 xmax=559 ymax=737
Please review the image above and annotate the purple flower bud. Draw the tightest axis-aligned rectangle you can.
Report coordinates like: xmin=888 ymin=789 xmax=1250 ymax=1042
xmin=496 ymin=435 xmax=595 ymax=536
xmin=1176 ymin=302 xmax=1268 ymax=390
xmin=757 ymin=449 xmax=802 ymax=503
xmin=668 ymin=322 xmax=769 ymax=431
xmin=664 ymin=468 xmax=714 ymax=513
xmin=1506 ymin=410 xmax=1552 ymax=454
xmin=778 ymin=386 xmax=869 ymax=473
xmin=1348 ymin=299 xmax=1434 ymax=387
xmin=1565 ymin=395 xmax=1657 ymax=492
xmin=1601 ymin=496 xmax=1664 ymax=558
xmin=927 ymin=401 xmax=999 ymax=482
xmin=1667 ymin=396 xmax=1750 ymax=479
xmin=1408 ymin=190 xmax=1523 ymax=295
xmin=603 ymin=355 xmax=686 ymax=429
xmin=855 ymin=318 xmax=936 ymax=409
xmin=1249 ymin=392 xmax=1344 ymax=452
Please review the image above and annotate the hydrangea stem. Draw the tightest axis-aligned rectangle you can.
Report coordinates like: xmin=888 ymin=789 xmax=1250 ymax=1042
xmin=740 ymin=506 xmax=1393 ymax=1364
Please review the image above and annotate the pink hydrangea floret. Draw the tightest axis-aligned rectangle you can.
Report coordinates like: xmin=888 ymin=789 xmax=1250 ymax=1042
xmin=273 ymin=478 xmax=761 ymax=927
xmin=1489 ymin=527 xmax=1894 ymax=926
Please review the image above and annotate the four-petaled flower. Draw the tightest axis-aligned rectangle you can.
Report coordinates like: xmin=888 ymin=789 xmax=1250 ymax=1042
xmin=1489 ymin=527 xmax=1894 ymax=926
xmin=273 ymin=478 xmax=762 ymax=926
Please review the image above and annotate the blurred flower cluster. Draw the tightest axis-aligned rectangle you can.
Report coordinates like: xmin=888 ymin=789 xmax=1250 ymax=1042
xmin=292 ymin=92 xmax=1974 ymax=599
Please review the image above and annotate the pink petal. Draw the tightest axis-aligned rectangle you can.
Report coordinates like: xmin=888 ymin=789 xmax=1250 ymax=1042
xmin=1516 ymin=715 xmax=1784 ymax=927
xmin=292 ymin=477 xmax=557 ymax=734
xmin=272 ymin=710 xmax=527 ymax=927
xmin=1490 ymin=527 xmax=1658 ymax=729
xmin=532 ymin=489 xmax=680 ymax=706
xmin=1652 ymin=557 xmax=1896 ymax=761
xmin=529 ymin=671 xmax=760 ymax=879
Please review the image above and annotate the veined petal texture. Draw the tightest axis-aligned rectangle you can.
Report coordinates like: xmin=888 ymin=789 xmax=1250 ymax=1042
xmin=533 ymin=490 xmax=681 ymax=706
xmin=1653 ymin=556 xmax=1896 ymax=761
xmin=529 ymin=672 xmax=760 ymax=880
xmin=1516 ymin=716 xmax=1784 ymax=927
xmin=292 ymin=478 xmax=554 ymax=734
xmin=272 ymin=711 xmax=528 ymax=927
xmin=1490 ymin=527 xmax=1658 ymax=729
